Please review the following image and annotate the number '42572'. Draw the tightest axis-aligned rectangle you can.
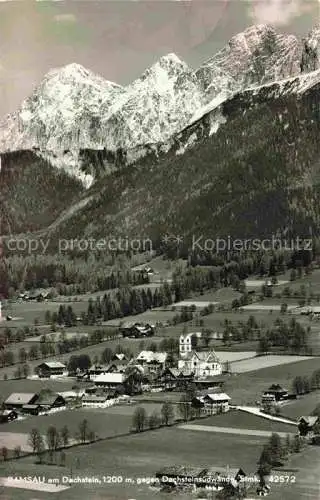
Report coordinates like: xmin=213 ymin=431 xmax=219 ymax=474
xmin=269 ymin=475 xmax=296 ymax=483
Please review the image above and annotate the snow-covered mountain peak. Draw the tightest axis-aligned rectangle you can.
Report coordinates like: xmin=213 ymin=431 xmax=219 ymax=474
xmin=196 ymin=24 xmax=301 ymax=102
xmin=0 ymin=63 xmax=126 ymax=185
xmin=129 ymin=52 xmax=195 ymax=92
xmin=97 ymin=53 xmax=205 ymax=153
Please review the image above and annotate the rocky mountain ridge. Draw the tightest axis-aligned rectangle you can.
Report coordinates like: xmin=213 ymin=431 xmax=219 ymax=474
xmin=0 ymin=23 xmax=319 ymax=187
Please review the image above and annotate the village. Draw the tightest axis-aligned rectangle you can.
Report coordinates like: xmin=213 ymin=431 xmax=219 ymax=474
xmin=1 ymin=276 xmax=320 ymax=500
xmin=0 ymin=255 xmax=319 ymax=500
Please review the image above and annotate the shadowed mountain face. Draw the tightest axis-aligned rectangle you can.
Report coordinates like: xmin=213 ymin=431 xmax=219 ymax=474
xmin=0 ymin=150 xmax=84 ymax=234
xmin=0 ymin=24 xmax=320 ymax=243
xmin=38 ymin=70 xmax=320 ymax=250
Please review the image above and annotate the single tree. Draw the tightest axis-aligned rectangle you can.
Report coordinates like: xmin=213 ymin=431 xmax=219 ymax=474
xmin=161 ymin=401 xmax=175 ymax=426
xmin=60 ymin=425 xmax=69 ymax=447
xmin=1 ymin=446 xmax=8 ymax=461
xmin=132 ymin=407 xmax=147 ymax=432
xmin=78 ymin=419 xmax=89 ymax=443
xmin=28 ymin=428 xmax=41 ymax=454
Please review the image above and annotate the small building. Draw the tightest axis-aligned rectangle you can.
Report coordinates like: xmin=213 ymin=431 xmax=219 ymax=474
xmin=36 ymin=392 xmax=66 ymax=410
xmin=88 ymin=365 xmax=110 ymax=379
xmin=82 ymin=390 xmax=117 ymax=406
xmin=298 ymin=416 xmax=319 ymax=435
xmin=35 ymin=361 xmax=67 ymax=378
xmin=134 ymin=351 xmax=167 ymax=375
xmin=263 ymin=384 xmax=288 ymax=402
xmin=22 ymin=404 xmax=41 ymax=416
xmin=192 ymin=393 xmax=231 ymax=415
xmin=5 ymin=393 xmax=38 ymax=410
xmin=120 ymin=322 xmax=155 ymax=338
xmin=0 ymin=409 xmax=18 ymax=423
xmin=93 ymin=372 xmax=127 ymax=389
xmin=107 ymin=359 xmax=129 ymax=373
xmin=82 ymin=395 xmax=108 ymax=407
xmin=159 ymin=367 xmax=194 ymax=390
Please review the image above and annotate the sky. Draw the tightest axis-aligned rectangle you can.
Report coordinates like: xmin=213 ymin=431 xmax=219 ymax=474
xmin=0 ymin=0 xmax=318 ymax=117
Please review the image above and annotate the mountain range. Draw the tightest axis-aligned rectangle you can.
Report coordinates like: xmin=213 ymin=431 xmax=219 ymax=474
xmin=0 ymin=23 xmax=320 ymax=248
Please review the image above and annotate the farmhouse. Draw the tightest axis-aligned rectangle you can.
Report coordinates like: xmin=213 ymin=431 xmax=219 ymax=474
xmin=21 ymin=404 xmax=41 ymax=415
xmin=35 ymin=361 xmax=66 ymax=378
xmin=36 ymin=391 xmax=66 ymax=410
xmin=107 ymin=359 xmax=129 ymax=373
xmin=93 ymin=372 xmax=127 ymax=389
xmin=87 ymin=365 xmax=109 ymax=379
xmin=120 ymin=322 xmax=155 ymax=338
xmin=263 ymin=384 xmax=288 ymax=401
xmin=134 ymin=351 xmax=167 ymax=375
xmin=298 ymin=416 xmax=319 ymax=435
xmin=0 ymin=409 xmax=18 ymax=423
xmin=5 ymin=393 xmax=38 ymax=410
xmin=159 ymin=367 xmax=194 ymax=390
xmin=192 ymin=393 xmax=231 ymax=414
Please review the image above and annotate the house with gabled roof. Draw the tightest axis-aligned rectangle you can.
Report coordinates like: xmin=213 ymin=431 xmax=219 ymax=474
xmin=133 ymin=350 xmax=167 ymax=375
xmin=192 ymin=392 xmax=231 ymax=414
xmin=35 ymin=361 xmax=66 ymax=378
xmin=5 ymin=393 xmax=38 ymax=410
xmin=298 ymin=416 xmax=319 ymax=436
xmin=36 ymin=391 xmax=66 ymax=410
xmin=107 ymin=359 xmax=129 ymax=373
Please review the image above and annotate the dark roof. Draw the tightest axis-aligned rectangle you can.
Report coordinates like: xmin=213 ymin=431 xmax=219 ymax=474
xmin=36 ymin=392 xmax=65 ymax=406
xmin=267 ymin=384 xmax=287 ymax=392
xmin=107 ymin=360 xmax=128 ymax=369
xmin=298 ymin=416 xmax=319 ymax=426
xmin=37 ymin=361 xmax=66 ymax=369
xmin=156 ymin=465 xmax=245 ymax=479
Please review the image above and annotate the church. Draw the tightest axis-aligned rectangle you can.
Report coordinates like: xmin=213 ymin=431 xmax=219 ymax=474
xmin=178 ymin=332 xmax=222 ymax=377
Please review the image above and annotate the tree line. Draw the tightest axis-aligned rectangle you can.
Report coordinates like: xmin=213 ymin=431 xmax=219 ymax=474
xmin=257 ymin=317 xmax=311 ymax=354
xmin=0 ymin=254 xmax=148 ymax=298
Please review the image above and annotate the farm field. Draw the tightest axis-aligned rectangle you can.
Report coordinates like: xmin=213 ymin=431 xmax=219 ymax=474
xmin=229 ymin=355 xmax=316 ymax=374
xmin=241 ymin=303 xmax=299 ymax=311
xmin=270 ymin=445 xmax=320 ymax=500
xmin=190 ymin=409 xmax=297 ymax=434
xmin=280 ymin=391 xmax=320 ymax=419
xmin=103 ymin=309 xmax=177 ymax=327
xmin=24 ymin=331 xmax=90 ymax=342
xmin=245 ymin=279 xmax=289 ymax=287
xmin=187 ymin=309 xmax=284 ymax=330
xmin=172 ymin=300 xmax=219 ymax=308
xmin=0 ymin=402 xmax=164 ymax=449
xmin=0 ymin=335 xmax=158 ymax=380
xmin=0 ymin=377 xmax=77 ymax=401
xmin=0 ymin=426 xmax=267 ymax=500
xmin=223 ymin=357 xmax=320 ymax=405
xmin=215 ymin=351 xmax=256 ymax=362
